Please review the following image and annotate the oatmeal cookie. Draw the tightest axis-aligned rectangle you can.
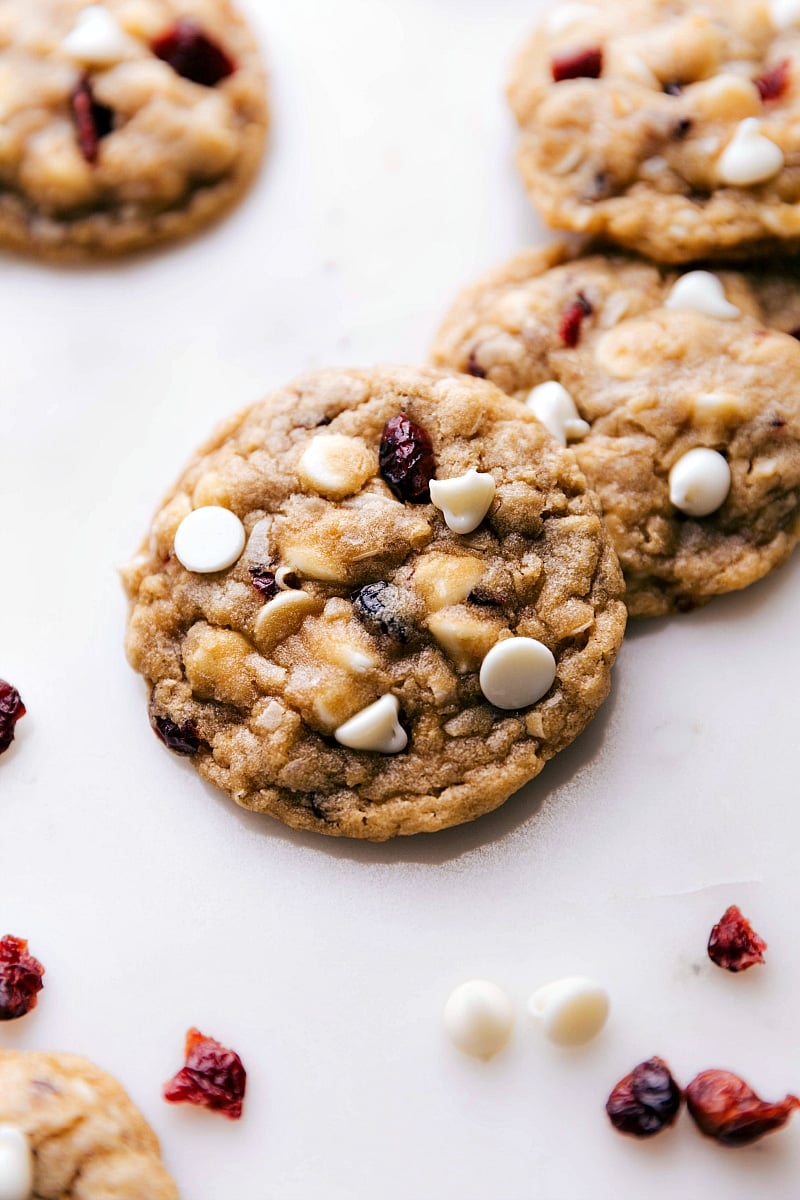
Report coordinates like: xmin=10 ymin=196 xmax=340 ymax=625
xmin=508 ymin=0 xmax=800 ymax=262
xmin=0 ymin=1048 xmax=178 ymax=1198
xmin=432 ymin=244 xmax=800 ymax=617
xmin=0 ymin=0 xmax=268 ymax=258
xmin=122 ymin=366 xmax=626 ymax=840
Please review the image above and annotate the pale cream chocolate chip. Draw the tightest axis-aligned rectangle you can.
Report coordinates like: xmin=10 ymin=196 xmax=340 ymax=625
xmin=479 ymin=637 xmax=556 ymax=709
xmin=173 ymin=506 xmax=246 ymax=574
xmin=429 ymin=469 xmax=496 ymax=535
xmin=717 ymin=118 xmax=784 ymax=187
xmin=443 ymin=980 xmax=514 ymax=1060
xmin=182 ymin=624 xmax=258 ymax=708
xmin=412 ymin=553 xmax=485 ymax=611
xmin=426 ymin=607 xmax=503 ymax=673
xmin=526 ymin=381 xmax=590 ymax=446
xmin=0 ymin=1125 xmax=33 ymax=1200
xmin=528 ymin=977 xmax=610 ymax=1046
xmin=253 ymin=590 xmax=324 ymax=654
xmin=334 ymin=693 xmax=407 ymax=754
xmin=690 ymin=74 xmax=760 ymax=122
xmin=297 ymin=434 xmax=377 ymax=500
xmin=664 ymin=272 xmax=741 ymax=320
xmin=62 ymin=5 xmax=132 ymax=64
xmin=669 ymin=448 xmax=731 ymax=517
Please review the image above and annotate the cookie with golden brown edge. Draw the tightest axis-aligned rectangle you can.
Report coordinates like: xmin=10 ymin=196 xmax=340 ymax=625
xmin=122 ymin=366 xmax=626 ymax=841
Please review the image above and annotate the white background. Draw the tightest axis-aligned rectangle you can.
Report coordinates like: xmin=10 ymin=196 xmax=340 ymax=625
xmin=2 ymin=1 xmax=800 ymax=1196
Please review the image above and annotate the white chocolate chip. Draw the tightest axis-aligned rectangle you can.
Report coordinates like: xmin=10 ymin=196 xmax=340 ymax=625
xmin=545 ymin=3 xmax=596 ymax=36
xmin=479 ymin=637 xmax=556 ymax=710
xmin=0 ymin=1126 xmax=33 ymax=1200
xmin=62 ymin=5 xmax=132 ymax=64
xmin=693 ymin=391 xmax=743 ymax=420
xmin=664 ymin=271 xmax=741 ymax=320
xmin=770 ymin=0 xmax=800 ymax=29
xmin=443 ymin=980 xmax=513 ymax=1060
xmin=252 ymin=589 xmax=323 ymax=654
xmin=528 ymin=977 xmax=610 ymax=1046
xmin=717 ymin=118 xmax=784 ymax=187
xmin=174 ymin=506 xmax=246 ymax=574
xmin=297 ymin=435 xmax=376 ymax=500
xmin=334 ymin=694 xmax=407 ymax=754
xmin=669 ymin=448 xmax=731 ymax=517
xmin=429 ymin=470 xmax=496 ymax=535
xmin=526 ymin=381 xmax=590 ymax=446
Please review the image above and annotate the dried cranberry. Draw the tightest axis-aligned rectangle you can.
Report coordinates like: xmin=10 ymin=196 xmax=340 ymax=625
xmin=249 ymin=565 xmax=279 ymax=601
xmin=0 ymin=936 xmax=45 ymax=1021
xmin=353 ymin=581 xmax=414 ymax=642
xmin=379 ymin=413 xmax=436 ymax=503
xmin=70 ymin=75 xmax=113 ymax=164
xmin=559 ymin=293 xmax=593 ymax=348
xmin=707 ymin=904 xmax=767 ymax=972
xmin=754 ymin=59 xmax=790 ymax=103
xmin=686 ymin=1070 xmax=800 ymax=1146
xmin=163 ymin=1028 xmax=246 ymax=1119
xmin=674 ymin=117 xmax=693 ymax=140
xmin=468 ymin=587 xmax=508 ymax=607
xmin=152 ymin=20 xmax=235 ymax=87
xmin=0 ymin=681 xmax=25 ymax=756
xmin=551 ymin=46 xmax=603 ymax=82
xmin=466 ymin=349 xmax=486 ymax=378
xmin=606 ymin=1057 xmax=683 ymax=1138
xmin=150 ymin=712 xmax=206 ymax=757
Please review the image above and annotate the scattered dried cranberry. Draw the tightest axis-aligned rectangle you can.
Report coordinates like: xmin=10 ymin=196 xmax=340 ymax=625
xmin=466 ymin=349 xmax=486 ymax=378
xmin=249 ymin=565 xmax=279 ymax=601
xmin=152 ymin=20 xmax=235 ymax=87
xmin=163 ymin=1028 xmax=246 ymax=1119
xmin=551 ymin=46 xmax=603 ymax=82
xmin=0 ymin=681 xmax=25 ymax=756
xmin=686 ymin=1070 xmax=800 ymax=1146
xmin=707 ymin=905 xmax=767 ymax=972
xmin=0 ymin=936 xmax=45 ymax=1021
xmin=754 ymin=59 xmax=790 ymax=103
xmin=353 ymin=581 xmax=415 ymax=642
xmin=379 ymin=413 xmax=436 ymax=503
xmin=559 ymin=293 xmax=593 ymax=348
xmin=150 ymin=712 xmax=206 ymax=757
xmin=606 ymin=1057 xmax=683 ymax=1138
xmin=70 ymin=75 xmax=113 ymax=164
xmin=468 ymin=586 xmax=508 ymax=607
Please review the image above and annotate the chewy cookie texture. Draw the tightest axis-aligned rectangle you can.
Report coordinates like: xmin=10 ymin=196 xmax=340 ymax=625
xmin=123 ymin=366 xmax=626 ymax=841
xmin=0 ymin=0 xmax=268 ymax=258
xmin=509 ymin=0 xmax=800 ymax=262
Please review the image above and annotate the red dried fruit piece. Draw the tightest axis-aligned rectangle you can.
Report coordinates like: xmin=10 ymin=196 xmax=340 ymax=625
xmin=152 ymin=20 xmax=235 ymax=87
xmin=0 ymin=935 xmax=45 ymax=1021
xmin=150 ymin=711 xmax=206 ymax=757
xmin=0 ymin=680 xmax=25 ymax=756
xmin=249 ymin=565 xmax=279 ymax=600
xmin=466 ymin=349 xmax=486 ymax=378
xmin=70 ymin=75 xmax=114 ymax=164
xmin=686 ymin=1070 xmax=800 ymax=1146
xmin=379 ymin=413 xmax=436 ymax=503
xmin=552 ymin=46 xmax=603 ymax=83
xmin=707 ymin=904 xmax=767 ymax=972
xmin=163 ymin=1028 xmax=246 ymax=1119
xmin=754 ymin=59 xmax=790 ymax=103
xmin=559 ymin=293 xmax=593 ymax=347
xmin=606 ymin=1057 xmax=683 ymax=1138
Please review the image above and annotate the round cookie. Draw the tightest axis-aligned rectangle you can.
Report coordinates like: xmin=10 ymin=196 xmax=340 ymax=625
xmin=0 ymin=1049 xmax=177 ymax=1199
xmin=432 ymin=244 xmax=800 ymax=617
xmin=122 ymin=366 xmax=626 ymax=841
xmin=508 ymin=0 xmax=800 ymax=262
xmin=0 ymin=0 xmax=268 ymax=259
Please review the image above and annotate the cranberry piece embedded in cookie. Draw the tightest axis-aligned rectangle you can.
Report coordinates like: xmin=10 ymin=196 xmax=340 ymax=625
xmin=150 ymin=711 xmax=207 ymax=757
xmin=0 ymin=680 xmax=25 ymax=756
xmin=686 ymin=1070 xmax=800 ymax=1145
xmin=163 ymin=1028 xmax=246 ymax=1119
xmin=70 ymin=75 xmax=113 ymax=164
xmin=707 ymin=904 xmax=767 ymax=972
xmin=0 ymin=935 xmax=45 ymax=1021
xmin=606 ymin=1057 xmax=683 ymax=1137
xmin=559 ymin=293 xmax=593 ymax=348
xmin=152 ymin=20 xmax=235 ymax=87
xmin=754 ymin=60 xmax=790 ymax=103
xmin=248 ymin=565 xmax=279 ymax=600
xmin=379 ymin=413 xmax=436 ymax=503
xmin=551 ymin=47 xmax=603 ymax=83
xmin=466 ymin=349 xmax=487 ymax=378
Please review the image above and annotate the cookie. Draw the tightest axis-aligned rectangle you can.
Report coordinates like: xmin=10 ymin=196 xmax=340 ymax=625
xmin=0 ymin=1048 xmax=177 ymax=1199
xmin=508 ymin=0 xmax=800 ymax=262
xmin=121 ymin=366 xmax=626 ymax=841
xmin=0 ymin=1 xmax=268 ymax=259
xmin=432 ymin=244 xmax=800 ymax=617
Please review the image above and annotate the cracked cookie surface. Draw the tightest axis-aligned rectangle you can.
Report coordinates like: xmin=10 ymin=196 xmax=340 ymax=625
xmin=433 ymin=245 xmax=800 ymax=617
xmin=508 ymin=0 xmax=800 ymax=262
xmin=122 ymin=366 xmax=626 ymax=841
xmin=0 ymin=0 xmax=267 ymax=258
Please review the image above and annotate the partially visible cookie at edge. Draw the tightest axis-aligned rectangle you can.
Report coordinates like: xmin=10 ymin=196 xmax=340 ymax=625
xmin=122 ymin=365 xmax=626 ymax=841
xmin=0 ymin=1048 xmax=178 ymax=1199
xmin=432 ymin=244 xmax=800 ymax=617
xmin=508 ymin=0 xmax=800 ymax=262
xmin=0 ymin=0 xmax=268 ymax=259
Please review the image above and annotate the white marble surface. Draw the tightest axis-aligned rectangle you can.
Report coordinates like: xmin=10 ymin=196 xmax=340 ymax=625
xmin=1 ymin=1 xmax=799 ymax=1196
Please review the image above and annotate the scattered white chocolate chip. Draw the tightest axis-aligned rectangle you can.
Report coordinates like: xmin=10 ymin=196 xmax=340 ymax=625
xmin=526 ymin=381 xmax=590 ymax=446
xmin=717 ymin=118 xmax=784 ymax=187
xmin=334 ymin=694 xmax=407 ymax=754
xmin=297 ymin=434 xmax=376 ymax=500
xmin=664 ymin=271 xmax=740 ymax=320
xmin=275 ymin=565 xmax=300 ymax=590
xmin=62 ymin=5 xmax=131 ymax=64
xmin=252 ymin=589 xmax=323 ymax=654
xmin=0 ymin=1126 xmax=33 ymax=1200
xmin=528 ymin=977 xmax=610 ymax=1046
xmin=174 ymin=506 xmax=246 ymax=574
xmin=669 ymin=448 xmax=731 ymax=517
xmin=479 ymin=637 xmax=556 ymax=710
xmin=770 ymin=0 xmax=800 ymax=29
xmin=443 ymin=980 xmax=514 ymax=1060
xmin=429 ymin=470 xmax=496 ymax=535
xmin=545 ymin=3 xmax=596 ymax=36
